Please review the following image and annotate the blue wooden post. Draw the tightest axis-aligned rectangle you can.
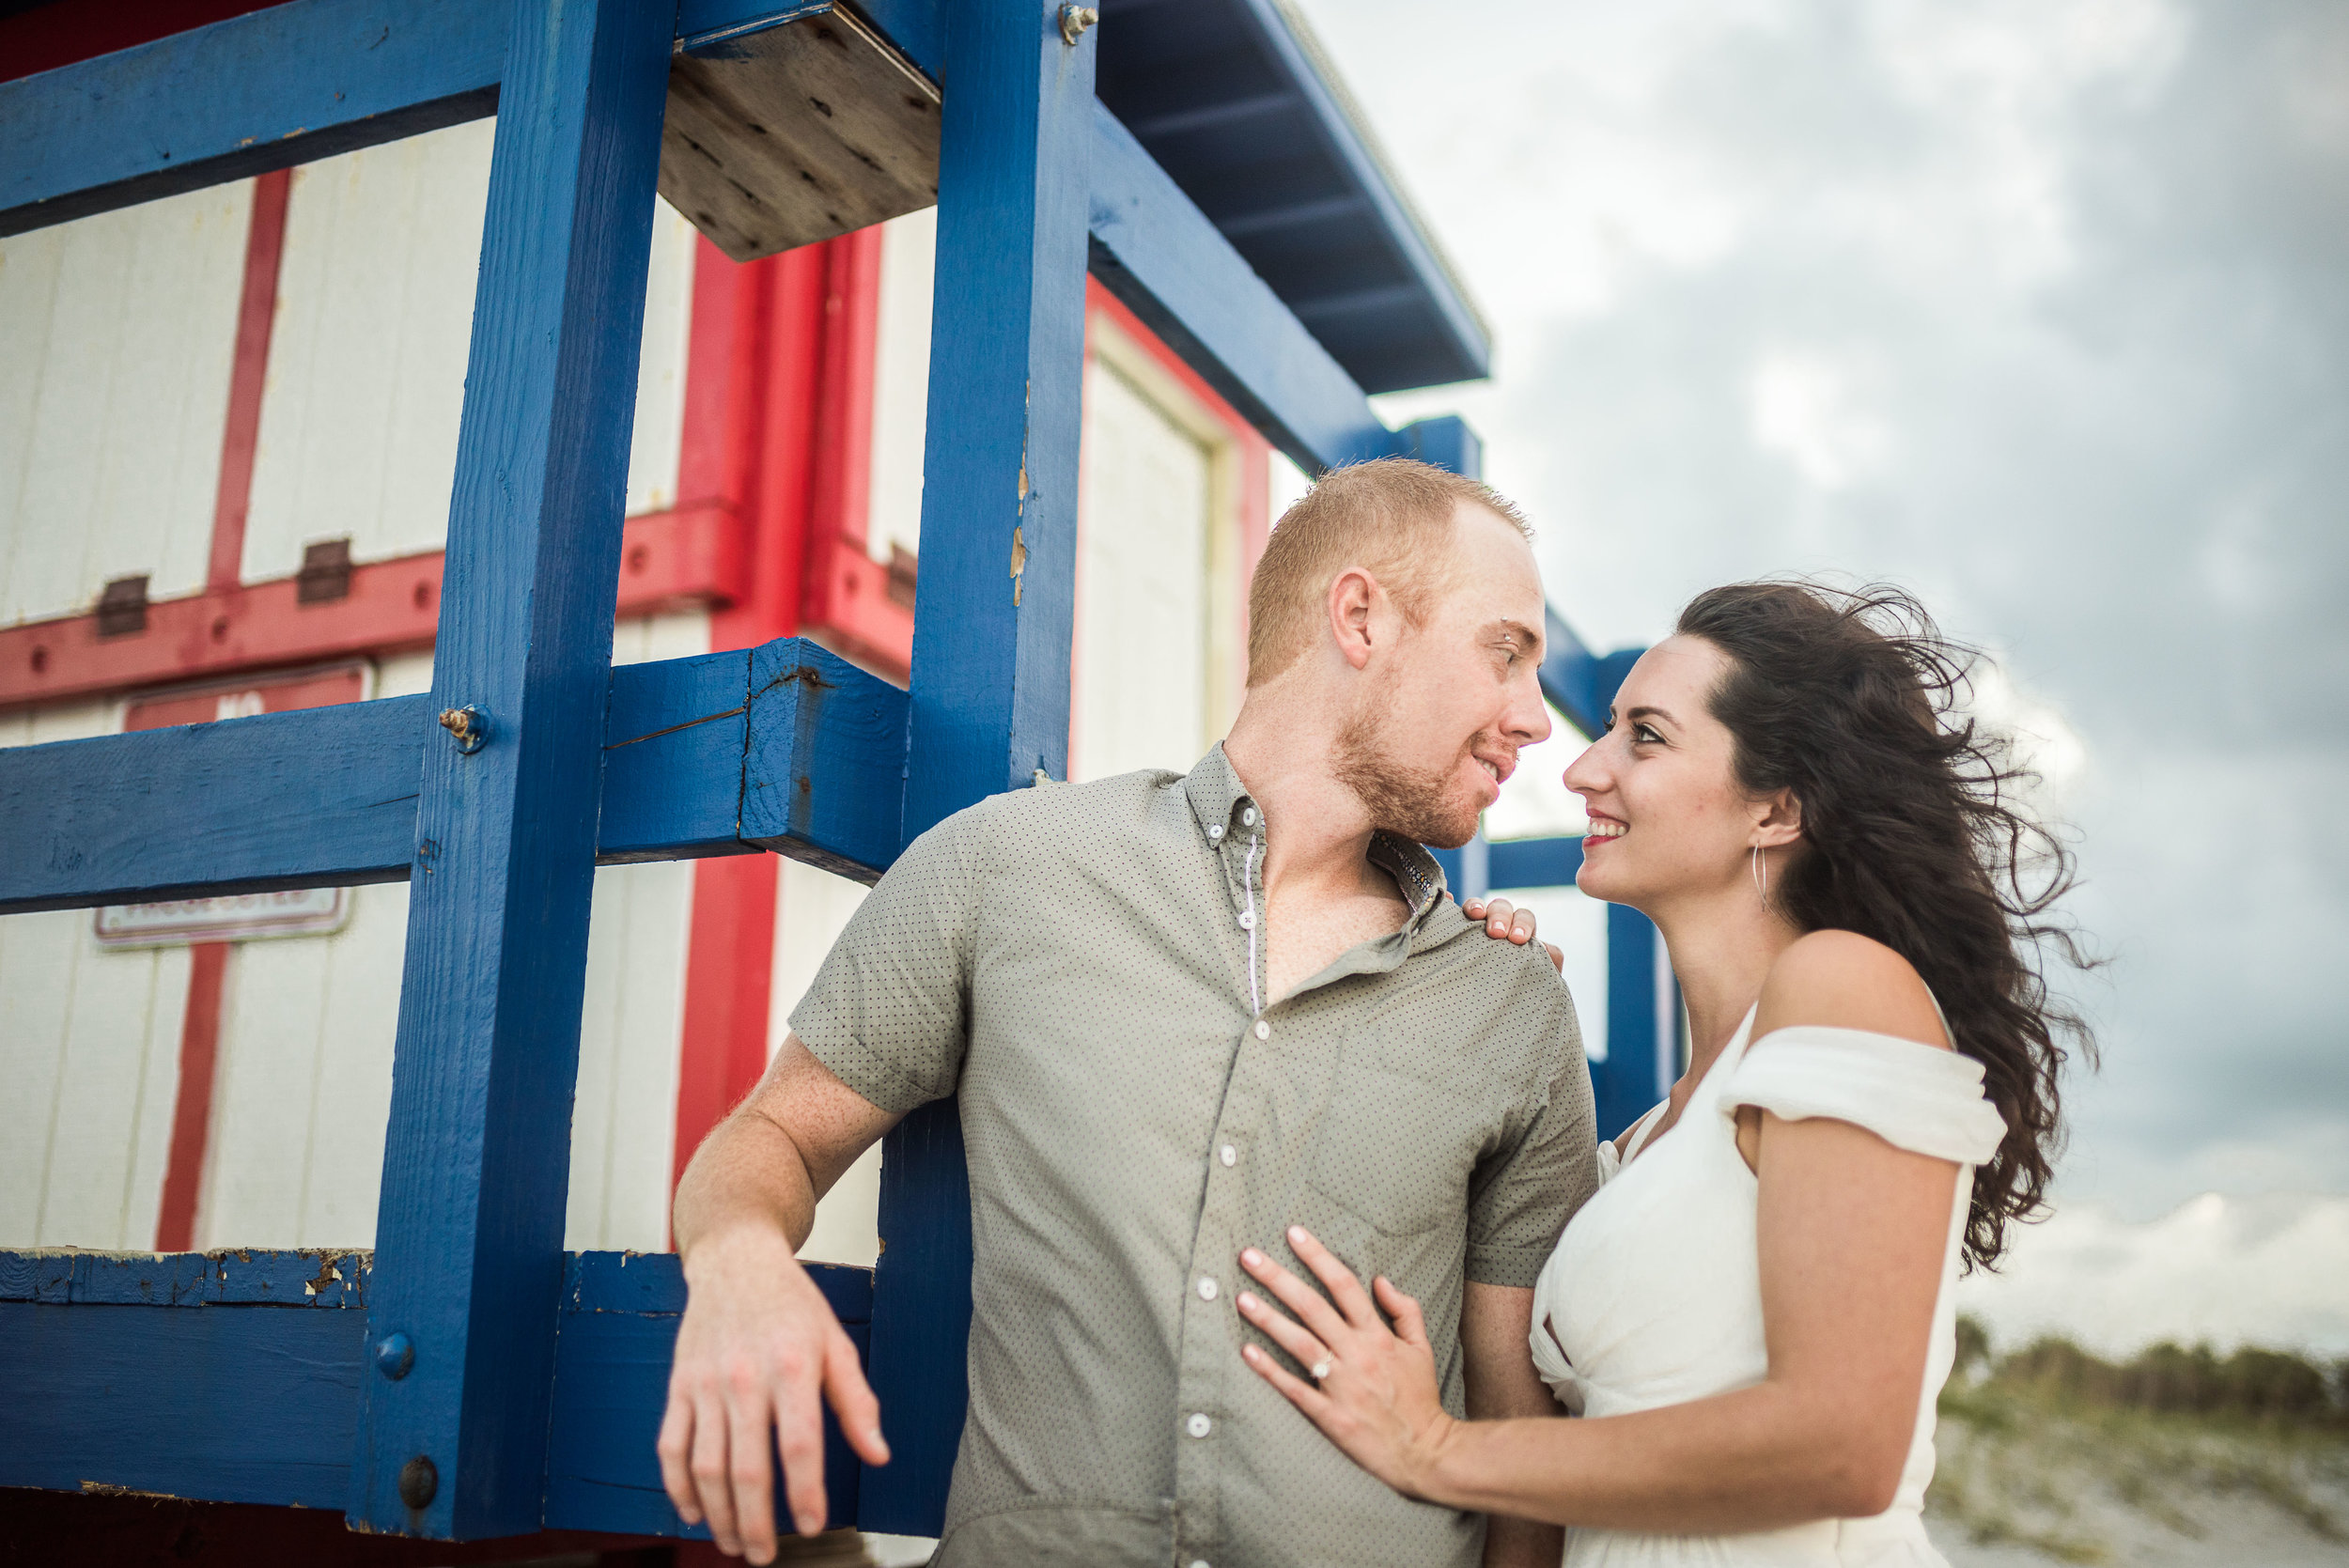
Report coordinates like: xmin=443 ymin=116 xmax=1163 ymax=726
xmin=863 ymin=0 xmax=1097 ymax=1537
xmin=347 ymin=0 xmax=673 ymax=1537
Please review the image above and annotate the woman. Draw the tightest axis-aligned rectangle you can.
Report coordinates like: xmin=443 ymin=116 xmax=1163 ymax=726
xmin=1234 ymin=581 xmax=2090 ymax=1564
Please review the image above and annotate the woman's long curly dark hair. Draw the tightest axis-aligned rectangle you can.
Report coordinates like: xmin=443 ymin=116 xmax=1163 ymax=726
xmin=1676 ymin=581 xmax=2094 ymax=1272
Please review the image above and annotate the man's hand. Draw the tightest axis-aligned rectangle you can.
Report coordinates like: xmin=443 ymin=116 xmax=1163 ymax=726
xmin=658 ymin=1223 xmax=889 ymax=1562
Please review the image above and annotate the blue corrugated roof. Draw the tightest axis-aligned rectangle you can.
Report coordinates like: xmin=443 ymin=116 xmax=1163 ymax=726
xmin=1095 ymin=0 xmax=1492 ymax=395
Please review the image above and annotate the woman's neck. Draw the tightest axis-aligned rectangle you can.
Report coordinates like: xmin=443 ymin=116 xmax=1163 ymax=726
xmin=1652 ymin=889 xmax=1804 ymax=1086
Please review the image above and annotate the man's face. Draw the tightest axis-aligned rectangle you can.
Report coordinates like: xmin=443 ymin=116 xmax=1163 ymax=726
xmin=1332 ymin=503 xmax=1552 ymax=848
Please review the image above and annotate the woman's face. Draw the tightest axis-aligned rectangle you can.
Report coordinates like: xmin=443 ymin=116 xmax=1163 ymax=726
xmin=1563 ymin=635 xmax=1783 ymax=913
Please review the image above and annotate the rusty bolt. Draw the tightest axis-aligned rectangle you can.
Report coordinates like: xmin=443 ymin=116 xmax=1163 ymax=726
xmin=397 ymin=1454 xmax=438 ymax=1510
xmin=437 ymin=706 xmax=486 ymax=753
xmin=1059 ymin=4 xmax=1097 ymax=45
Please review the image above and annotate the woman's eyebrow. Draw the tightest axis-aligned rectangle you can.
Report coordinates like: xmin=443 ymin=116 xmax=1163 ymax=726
xmin=1625 ymin=705 xmax=1678 ymax=728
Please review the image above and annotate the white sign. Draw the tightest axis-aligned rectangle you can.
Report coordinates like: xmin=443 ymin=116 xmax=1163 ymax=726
xmin=95 ymin=888 xmax=351 ymax=948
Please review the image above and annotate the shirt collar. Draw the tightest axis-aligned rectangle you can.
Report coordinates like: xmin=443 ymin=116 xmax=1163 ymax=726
xmin=1181 ymin=744 xmax=1452 ymax=923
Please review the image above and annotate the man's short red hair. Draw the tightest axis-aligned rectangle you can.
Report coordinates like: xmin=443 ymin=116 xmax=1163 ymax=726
xmin=1245 ymin=458 xmax=1531 ymax=687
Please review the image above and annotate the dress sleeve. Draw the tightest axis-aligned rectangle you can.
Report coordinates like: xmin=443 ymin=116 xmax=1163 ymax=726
xmin=1717 ymin=1026 xmax=2007 ymax=1165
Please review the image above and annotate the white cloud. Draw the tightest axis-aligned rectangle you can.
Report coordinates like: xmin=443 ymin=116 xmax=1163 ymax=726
xmin=1958 ymin=1192 xmax=2349 ymax=1358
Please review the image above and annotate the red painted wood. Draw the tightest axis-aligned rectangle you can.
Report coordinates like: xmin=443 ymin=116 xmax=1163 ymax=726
xmin=670 ymin=240 xmax=796 ymax=1208
xmin=0 ymin=505 xmax=744 ymax=713
xmin=0 ymin=0 xmax=282 ymax=85
xmin=153 ymin=940 xmax=226 ymax=1252
xmin=797 ymin=225 xmax=910 ymax=677
xmin=208 ymin=167 xmax=292 ymax=593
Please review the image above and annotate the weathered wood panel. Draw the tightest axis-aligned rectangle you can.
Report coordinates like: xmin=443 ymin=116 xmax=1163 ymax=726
xmin=243 ymin=124 xmax=698 ymax=582
xmin=0 ymin=182 xmax=250 ymax=626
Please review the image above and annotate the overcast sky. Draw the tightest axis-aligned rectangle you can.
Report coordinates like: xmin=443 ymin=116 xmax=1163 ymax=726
xmin=1291 ymin=0 xmax=2349 ymax=1220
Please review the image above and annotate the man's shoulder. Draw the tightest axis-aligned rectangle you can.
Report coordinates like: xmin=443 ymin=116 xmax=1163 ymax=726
xmin=1404 ymin=902 xmax=1582 ymax=1041
xmin=919 ymin=768 xmax=1190 ymax=854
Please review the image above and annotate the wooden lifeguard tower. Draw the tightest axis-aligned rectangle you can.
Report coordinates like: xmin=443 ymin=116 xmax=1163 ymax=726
xmin=0 ymin=0 xmax=1672 ymax=1554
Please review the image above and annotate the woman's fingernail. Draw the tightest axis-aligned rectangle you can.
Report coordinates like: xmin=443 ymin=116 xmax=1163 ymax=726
xmin=1241 ymin=1247 xmax=1263 ymax=1266
xmin=1244 ymin=1344 xmax=1261 ymax=1361
xmin=1238 ymin=1292 xmax=1259 ymax=1312
xmin=1287 ymin=1225 xmax=1306 ymax=1243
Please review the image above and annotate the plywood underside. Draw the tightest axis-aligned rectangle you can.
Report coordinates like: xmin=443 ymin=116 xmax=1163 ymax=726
xmin=662 ymin=8 xmax=941 ymax=263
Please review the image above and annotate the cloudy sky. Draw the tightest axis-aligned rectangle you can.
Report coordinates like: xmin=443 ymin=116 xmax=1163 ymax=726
xmin=1290 ymin=0 xmax=2349 ymax=1225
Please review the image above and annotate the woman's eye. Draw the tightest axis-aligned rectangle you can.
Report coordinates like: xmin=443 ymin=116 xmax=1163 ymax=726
xmin=1633 ymin=723 xmax=1663 ymax=744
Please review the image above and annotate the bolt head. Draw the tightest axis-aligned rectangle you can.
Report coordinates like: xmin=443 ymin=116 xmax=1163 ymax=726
xmin=397 ymin=1454 xmax=438 ymax=1511
xmin=374 ymin=1331 xmax=414 ymax=1380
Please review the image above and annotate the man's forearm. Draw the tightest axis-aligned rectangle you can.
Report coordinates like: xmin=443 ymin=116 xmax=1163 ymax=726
xmin=673 ymin=1103 xmax=822 ymax=1260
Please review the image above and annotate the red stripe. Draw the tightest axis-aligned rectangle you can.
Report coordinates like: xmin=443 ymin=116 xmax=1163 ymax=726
xmin=154 ymin=942 xmax=228 ymax=1251
xmin=207 ymin=168 xmax=291 ymax=593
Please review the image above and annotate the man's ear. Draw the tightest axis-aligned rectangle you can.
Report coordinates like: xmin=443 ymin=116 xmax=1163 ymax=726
xmin=1751 ymin=788 xmax=1804 ymax=849
xmin=1326 ymin=567 xmax=1380 ymax=672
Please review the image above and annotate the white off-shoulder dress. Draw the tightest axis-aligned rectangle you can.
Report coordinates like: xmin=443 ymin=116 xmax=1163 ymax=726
xmin=1527 ymin=1005 xmax=2008 ymax=1567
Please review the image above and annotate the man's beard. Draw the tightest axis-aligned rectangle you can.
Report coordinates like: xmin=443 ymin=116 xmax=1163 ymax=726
xmin=1331 ymin=699 xmax=1486 ymax=849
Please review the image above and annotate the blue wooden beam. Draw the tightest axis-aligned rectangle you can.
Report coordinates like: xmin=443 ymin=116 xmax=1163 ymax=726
xmin=0 ymin=1250 xmax=870 ymax=1534
xmin=867 ymin=0 xmax=1099 ymax=1539
xmin=0 ymin=639 xmax=907 ymax=915
xmin=0 ymin=0 xmax=506 ymax=238
xmin=350 ymin=0 xmax=674 ymax=1538
xmin=1086 ymin=101 xmax=1394 ymax=475
xmin=0 ymin=696 xmax=426 ymax=915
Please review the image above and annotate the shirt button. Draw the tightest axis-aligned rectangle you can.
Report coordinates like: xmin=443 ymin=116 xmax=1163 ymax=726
xmin=1237 ymin=909 xmax=1255 ymax=929
xmin=1197 ymin=1276 xmax=1219 ymax=1301
xmin=1190 ymin=1560 xmax=1211 ymax=1568
xmin=1241 ymin=806 xmax=1258 ymax=827
xmin=1186 ymin=1412 xmax=1212 ymax=1438
xmin=1220 ymin=1143 xmax=1237 ymax=1167
xmin=1253 ymin=1019 xmax=1270 ymax=1041
xmin=1207 ymin=824 xmax=1224 ymax=841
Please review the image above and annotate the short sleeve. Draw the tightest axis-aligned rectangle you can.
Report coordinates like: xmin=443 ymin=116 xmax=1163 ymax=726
xmin=1465 ymin=987 xmax=1600 ymax=1288
xmin=1719 ymin=1026 xmax=2008 ymax=1164
xmin=786 ymin=808 xmax=984 ymax=1116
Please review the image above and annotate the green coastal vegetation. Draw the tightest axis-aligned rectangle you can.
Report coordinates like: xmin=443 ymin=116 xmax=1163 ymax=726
xmin=1928 ymin=1317 xmax=2349 ymax=1563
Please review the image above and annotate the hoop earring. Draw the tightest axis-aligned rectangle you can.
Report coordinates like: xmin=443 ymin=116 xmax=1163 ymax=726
xmin=1750 ymin=844 xmax=1769 ymax=904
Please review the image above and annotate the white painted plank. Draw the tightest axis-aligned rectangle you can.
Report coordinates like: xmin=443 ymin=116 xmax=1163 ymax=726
xmin=200 ymin=933 xmax=331 ymax=1248
xmin=245 ymin=120 xmax=699 ymax=582
xmin=866 ymin=207 xmax=936 ymax=566
xmin=38 ymin=942 xmax=177 ymax=1249
xmin=628 ymin=207 xmax=698 ymax=517
xmin=0 ymin=911 xmax=84 ymax=1248
xmin=0 ymin=182 xmax=250 ymax=626
xmin=1070 ymin=359 xmax=1214 ymax=782
xmin=567 ymin=860 xmax=693 ymax=1253
xmin=295 ymin=879 xmax=408 ymax=1245
xmin=0 ymin=696 xmax=146 ymax=1249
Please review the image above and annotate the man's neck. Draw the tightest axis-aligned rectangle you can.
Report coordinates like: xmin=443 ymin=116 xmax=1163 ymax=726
xmin=1221 ymin=713 xmax=1382 ymax=903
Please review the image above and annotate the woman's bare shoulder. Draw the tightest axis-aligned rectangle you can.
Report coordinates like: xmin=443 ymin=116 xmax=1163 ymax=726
xmin=1753 ymin=930 xmax=1949 ymax=1049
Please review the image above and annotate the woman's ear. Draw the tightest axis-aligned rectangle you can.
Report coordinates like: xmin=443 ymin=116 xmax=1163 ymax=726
xmin=1751 ymin=788 xmax=1804 ymax=849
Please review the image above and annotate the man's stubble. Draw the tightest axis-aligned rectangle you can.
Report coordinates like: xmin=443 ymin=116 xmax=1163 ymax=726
xmin=1330 ymin=681 xmax=1486 ymax=851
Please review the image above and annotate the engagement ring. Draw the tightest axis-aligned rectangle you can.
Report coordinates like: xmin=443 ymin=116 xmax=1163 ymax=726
xmin=1310 ymin=1357 xmax=1333 ymax=1381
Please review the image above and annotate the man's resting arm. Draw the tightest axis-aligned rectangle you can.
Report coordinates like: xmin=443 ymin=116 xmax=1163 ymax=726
xmin=662 ymin=1033 xmax=902 ymax=1565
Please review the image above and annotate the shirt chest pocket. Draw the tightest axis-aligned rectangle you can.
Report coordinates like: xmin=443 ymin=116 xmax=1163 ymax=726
xmin=1309 ymin=1037 xmax=1501 ymax=1239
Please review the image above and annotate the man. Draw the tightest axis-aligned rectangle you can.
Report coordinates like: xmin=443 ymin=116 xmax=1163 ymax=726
xmin=660 ymin=458 xmax=1598 ymax=1567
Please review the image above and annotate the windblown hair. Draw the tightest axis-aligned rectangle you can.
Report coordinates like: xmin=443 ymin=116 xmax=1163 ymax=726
xmin=1676 ymin=582 xmax=2094 ymax=1272
xmin=1247 ymin=458 xmax=1529 ymax=687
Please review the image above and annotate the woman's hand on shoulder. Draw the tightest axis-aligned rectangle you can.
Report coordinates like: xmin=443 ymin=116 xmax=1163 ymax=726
xmin=1752 ymin=929 xmax=1948 ymax=1049
xmin=1461 ymin=896 xmax=1565 ymax=976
